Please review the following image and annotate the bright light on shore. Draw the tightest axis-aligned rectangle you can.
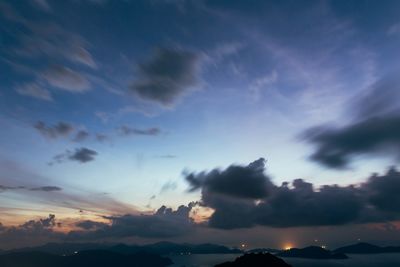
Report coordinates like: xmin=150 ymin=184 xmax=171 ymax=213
xmin=283 ymin=244 xmax=293 ymax=250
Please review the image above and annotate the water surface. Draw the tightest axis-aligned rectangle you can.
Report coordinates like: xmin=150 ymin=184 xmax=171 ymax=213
xmin=169 ymin=253 xmax=400 ymax=267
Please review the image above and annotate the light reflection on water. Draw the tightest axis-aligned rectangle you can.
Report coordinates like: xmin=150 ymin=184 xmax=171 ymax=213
xmin=169 ymin=253 xmax=400 ymax=267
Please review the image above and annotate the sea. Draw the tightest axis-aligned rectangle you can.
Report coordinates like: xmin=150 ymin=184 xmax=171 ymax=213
xmin=169 ymin=253 xmax=400 ymax=267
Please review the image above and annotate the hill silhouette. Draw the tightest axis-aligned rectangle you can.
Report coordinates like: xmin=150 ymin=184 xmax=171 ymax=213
xmin=334 ymin=242 xmax=400 ymax=254
xmin=246 ymin=248 xmax=282 ymax=254
xmin=0 ymin=250 xmax=173 ymax=267
xmin=277 ymin=246 xmax=348 ymax=259
xmin=214 ymin=253 xmax=292 ymax=267
xmin=7 ymin=241 xmax=241 ymax=255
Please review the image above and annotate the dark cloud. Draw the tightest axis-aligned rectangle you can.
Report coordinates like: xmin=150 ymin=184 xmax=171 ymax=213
xmin=0 ymin=203 xmax=197 ymax=248
xmin=253 ymin=180 xmax=363 ymax=227
xmin=186 ymin=159 xmax=400 ymax=229
xmin=51 ymin=147 xmax=98 ymax=164
xmin=304 ymin=75 xmax=400 ymax=168
xmin=119 ymin=125 xmax=161 ymax=136
xmin=25 ymin=204 xmax=197 ymax=243
xmin=34 ymin=121 xmax=74 ymax=139
xmin=186 ymin=158 xmax=272 ymax=199
xmin=0 ymin=185 xmax=61 ymax=193
xmin=363 ymin=167 xmax=400 ymax=213
xmin=75 ymin=220 xmax=108 ymax=230
xmin=0 ymin=185 xmax=24 ymax=192
xmin=96 ymin=203 xmax=197 ymax=238
xmin=73 ymin=130 xmax=90 ymax=142
xmin=305 ymin=116 xmax=400 ymax=169
xmin=69 ymin=148 xmax=98 ymax=163
xmin=130 ymin=47 xmax=201 ymax=107
xmin=95 ymin=133 xmax=109 ymax=142
xmin=30 ymin=186 xmax=62 ymax=192
xmin=0 ymin=214 xmax=62 ymax=249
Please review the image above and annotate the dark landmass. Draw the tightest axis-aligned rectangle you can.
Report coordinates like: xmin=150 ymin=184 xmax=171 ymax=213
xmin=334 ymin=242 xmax=400 ymax=254
xmin=277 ymin=246 xmax=348 ymax=259
xmin=0 ymin=250 xmax=172 ymax=267
xmin=247 ymin=248 xmax=282 ymax=254
xmin=215 ymin=253 xmax=292 ymax=267
xmin=6 ymin=241 xmax=242 ymax=255
xmin=8 ymin=242 xmax=109 ymax=255
xmin=137 ymin=241 xmax=242 ymax=255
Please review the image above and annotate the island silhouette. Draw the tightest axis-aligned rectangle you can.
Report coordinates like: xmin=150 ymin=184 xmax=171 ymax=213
xmin=334 ymin=242 xmax=400 ymax=254
xmin=214 ymin=253 xmax=292 ymax=267
xmin=277 ymin=246 xmax=348 ymax=259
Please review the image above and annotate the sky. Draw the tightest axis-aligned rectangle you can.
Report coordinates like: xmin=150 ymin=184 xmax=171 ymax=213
xmin=1 ymin=0 xmax=400 ymax=250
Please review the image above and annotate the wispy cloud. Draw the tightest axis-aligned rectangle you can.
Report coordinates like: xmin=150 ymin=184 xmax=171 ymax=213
xmin=30 ymin=186 xmax=62 ymax=192
xmin=15 ymin=83 xmax=53 ymax=101
xmin=249 ymin=70 xmax=278 ymax=101
xmin=118 ymin=125 xmax=161 ymax=136
xmin=31 ymin=0 xmax=51 ymax=12
xmin=155 ymin=154 xmax=177 ymax=159
xmin=73 ymin=130 xmax=90 ymax=142
xmin=387 ymin=22 xmax=400 ymax=36
xmin=40 ymin=65 xmax=91 ymax=92
xmin=34 ymin=121 xmax=74 ymax=139
xmin=51 ymin=147 xmax=98 ymax=164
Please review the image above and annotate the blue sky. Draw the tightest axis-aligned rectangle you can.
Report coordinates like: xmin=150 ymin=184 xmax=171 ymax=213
xmin=1 ymin=0 xmax=400 ymax=249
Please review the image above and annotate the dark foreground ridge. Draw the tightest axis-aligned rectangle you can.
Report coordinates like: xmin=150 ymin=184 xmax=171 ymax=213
xmin=334 ymin=242 xmax=400 ymax=254
xmin=277 ymin=246 xmax=348 ymax=259
xmin=0 ymin=250 xmax=173 ymax=267
xmin=214 ymin=253 xmax=292 ymax=267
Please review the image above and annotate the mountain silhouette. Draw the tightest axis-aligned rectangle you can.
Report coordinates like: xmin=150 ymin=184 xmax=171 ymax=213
xmin=214 ymin=253 xmax=292 ymax=267
xmin=9 ymin=242 xmax=110 ymax=255
xmin=0 ymin=250 xmax=173 ymax=267
xmin=334 ymin=242 xmax=400 ymax=254
xmin=6 ymin=241 xmax=241 ymax=256
xmin=246 ymin=248 xmax=282 ymax=254
xmin=277 ymin=246 xmax=348 ymax=259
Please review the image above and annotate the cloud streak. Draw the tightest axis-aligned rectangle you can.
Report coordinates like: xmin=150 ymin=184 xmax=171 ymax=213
xmin=119 ymin=126 xmax=161 ymax=136
xmin=15 ymin=83 xmax=53 ymax=101
xmin=30 ymin=186 xmax=62 ymax=192
xmin=34 ymin=121 xmax=74 ymax=139
xmin=51 ymin=147 xmax=98 ymax=164
xmin=40 ymin=65 xmax=91 ymax=92
xmin=0 ymin=185 xmax=61 ymax=193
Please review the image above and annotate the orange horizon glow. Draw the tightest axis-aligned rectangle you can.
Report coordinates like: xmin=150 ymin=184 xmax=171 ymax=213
xmin=283 ymin=243 xmax=294 ymax=250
